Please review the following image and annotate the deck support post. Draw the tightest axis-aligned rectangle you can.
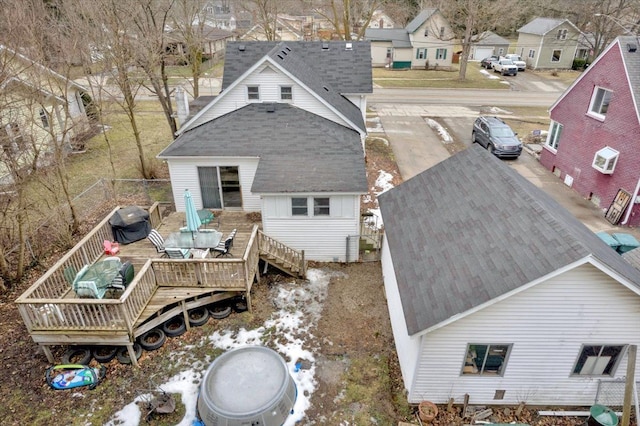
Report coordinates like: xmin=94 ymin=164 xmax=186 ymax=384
xmin=42 ymin=345 xmax=54 ymax=363
xmin=181 ymin=300 xmax=190 ymax=331
xmin=127 ymin=344 xmax=139 ymax=367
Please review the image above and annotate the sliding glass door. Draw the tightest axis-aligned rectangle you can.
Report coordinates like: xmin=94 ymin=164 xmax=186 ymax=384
xmin=197 ymin=166 xmax=241 ymax=209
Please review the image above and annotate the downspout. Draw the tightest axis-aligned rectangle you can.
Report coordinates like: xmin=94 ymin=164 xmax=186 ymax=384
xmin=621 ymin=175 xmax=640 ymax=225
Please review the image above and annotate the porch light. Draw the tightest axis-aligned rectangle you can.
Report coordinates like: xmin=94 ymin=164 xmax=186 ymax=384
xmin=592 ymin=146 xmax=619 ymax=174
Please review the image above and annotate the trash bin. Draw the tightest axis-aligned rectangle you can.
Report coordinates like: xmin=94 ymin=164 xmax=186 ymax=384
xmin=586 ymin=404 xmax=618 ymax=426
xmin=596 ymin=232 xmax=620 ymax=251
xmin=612 ymin=233 xmax=640 ymax=254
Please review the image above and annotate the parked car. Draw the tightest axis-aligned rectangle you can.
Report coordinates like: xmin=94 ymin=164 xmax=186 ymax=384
xmin=471 ymin=116 xmax=522 ymax=159
xmin=492 ymin=59 xmax=518 ymax=76
xmin=480 ymin=56 xmax=499 ymax=69
xmin=503 ymin=54 xmax=526 ymax=71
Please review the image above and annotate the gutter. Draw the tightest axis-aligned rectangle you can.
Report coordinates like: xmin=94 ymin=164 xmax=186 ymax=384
xmin=621 ymin=175 xmax=640 ymax=225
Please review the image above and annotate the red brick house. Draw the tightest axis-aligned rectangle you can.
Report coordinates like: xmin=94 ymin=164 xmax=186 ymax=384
xmin=540 ymin=36 xmax=640 ymax=226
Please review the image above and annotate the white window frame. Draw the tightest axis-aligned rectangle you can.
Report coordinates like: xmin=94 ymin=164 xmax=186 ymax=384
xmin=528 ymin=49 xmax=535 ymax=58
xmin=416 ymin=48 xmax=427 ymax=60
xmin=498 ymin=48 xmax=504 ymax=55
xmin=435 ymin=48 xmax=447 ymax=60
xmin=592 ymin=146 xmax=619 ymax=174
xmin=545 ymin=121 xmax=563 ymax=151
xmin=557 ymin=29 xmax=567 ymax=40
xmin=247 ymin=85 xmax=260 ymax=101
xmin=280 ymin=86 xmax=292 ymax=101
xmin=588 ymin=86 xmax=613 ymax=120
xmin=291 ymin=197 xmax=308 ymax=216
xmin=572 ymin=344 xmax=625 ymax=376
xmin=551 ymin=49 xmax=562 ymax=62
xmin=39 ymin=109 xmax=50 ymax=128
xmin=462 ymin=343 xmax=512 ymax=376
xmin=290 ymin=196 xmax=331 ymax=217
xmin=439 ymin=26 xmax=445 ymax=38
xmin=313 ymin=197 xmax=330 ymax=216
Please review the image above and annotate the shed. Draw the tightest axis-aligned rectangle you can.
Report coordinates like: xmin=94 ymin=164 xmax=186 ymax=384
xmin=109 ymin=206 xmax=151 ymax=244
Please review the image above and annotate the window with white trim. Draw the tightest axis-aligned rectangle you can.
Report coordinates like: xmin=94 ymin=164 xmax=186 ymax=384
xmin=498 ymin=48 xmax=504 ymax=55
xmin=39 ymin=109 xmax=50 ymax=128
xmin=424 ymin=28 xmax=428 ymax=37
xmin=462 ymin=344 xmax=511 ymax=375
xmin=416 ymin=48 xmax=427 ymax=60
xmin=313 ymin=197 xmax=330 ymax=216
xmin=592 ymin=147 xmax=619 ymax=174
xmin=573 ymin=345 xmax=625 ymax=376
xmin=291 ymin=197 xmax=308 ymax=216
xmin=557 ymin=29 xmax=567 ymax=40
xmin=439 ymin=26 xmax=445 ymax=37
xmin=528 ymin=49 xmax=535 ymax=58
xmin=247 ymin=85 xmax=260 ymax=101
xmin=588 ymin=87 xmax=612 ymax=119
xmin=435 ymin=48 xmax=447 ymax=60
xmin=280 ymin=86 xmax=292 ymax=100
xmin=546 ymin=121 xmax=563 ymax=150
xmin=551 ymin=49 xmax=562 ymax=62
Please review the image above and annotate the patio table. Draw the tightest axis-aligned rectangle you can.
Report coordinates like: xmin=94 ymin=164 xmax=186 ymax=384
xmin=164 ymin=230 xmax=223 ymax=250
xmin=72 ymin=258 xmax=123 ymax=298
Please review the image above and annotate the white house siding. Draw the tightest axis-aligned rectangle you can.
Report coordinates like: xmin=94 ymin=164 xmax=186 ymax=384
xmin=166 ymin=157 xmax=261 ymax=211
xmin=188 ymin=65 xmax=352 ymax=130
xmin=407 ymin=263 xmax=640 ymax=406
xmin=262 ymin=194 xmax=361 ymax=261
xmin=371 ymin=42 xmax=393 ymax=67
xmin=344 ymin=94 xmax=367 ymax=129
xmin=381 ymin=237 xmax=422 ymax=387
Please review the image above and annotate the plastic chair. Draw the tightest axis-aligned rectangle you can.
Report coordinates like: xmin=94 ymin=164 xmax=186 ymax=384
xmin=147 ymin=229 xmax=166 ymax=256
xmin=165 ymin=247 xmax=192 ymax=259
xmin=104 ymin=240 xmax=120 ymax=255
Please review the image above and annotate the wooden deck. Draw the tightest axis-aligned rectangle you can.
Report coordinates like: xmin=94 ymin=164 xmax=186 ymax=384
xmin=15 ymin=205 xmax=306 ymax=366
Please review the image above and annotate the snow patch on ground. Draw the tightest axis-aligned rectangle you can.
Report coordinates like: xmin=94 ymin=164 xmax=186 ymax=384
xmin=366 ymin=116 xmax=385 ymax=133
xmin=479 ymin=69 xmax=501 ymax=79
xmin=485 ymin=106 xmax=513 ymax=115
xmin=425 ymin=118 xmax=453 ymax=143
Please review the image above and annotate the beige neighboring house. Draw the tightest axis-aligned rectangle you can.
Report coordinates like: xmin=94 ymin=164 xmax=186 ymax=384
xmin=516 ymin=17 xmax=581 ymax=70
xmin=365 ymin=9 xmax=454 ymax=69
xmin=0 ymin=45 xmax=90 ymax=185
xmin=367 ymin=10 xmax=396 ymax=29
xmin=240 ymin=17 xmax=303 ymax=41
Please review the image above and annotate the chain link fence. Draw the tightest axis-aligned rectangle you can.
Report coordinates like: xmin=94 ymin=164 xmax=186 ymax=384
xmin=596 ymin=378 xmax=639 ymax=421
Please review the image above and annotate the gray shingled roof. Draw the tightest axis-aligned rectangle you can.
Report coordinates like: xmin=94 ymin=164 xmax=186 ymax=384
xmin=364 ymin=28 xmax=412 ymax=48
xmin=472 ymin=31 xmax=510 ymax=46
xmin=623 ymin=248 xmax=640 ymax=271
xmin=222 ymin=41 xmax=373 ymax=94
xmin=158 ymin=103 xmax=367 ymax=194
xmin=518 ymin=17 xmax=571 ymax=35
xmin=405 ymin=8 xmax=437 ymax=34
xmin=619 ymin=36 xmax=640 ymax=117
xmin=378 ymin=145 xmax=640 ymax=336
xmin=264 ymin=43 xmax=366 ymax=132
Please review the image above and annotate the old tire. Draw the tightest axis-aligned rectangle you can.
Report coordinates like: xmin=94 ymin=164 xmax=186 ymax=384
xmin=62 ymin=347 xmax=92 ymax=365
xmin=162 ymin=316 xmax=187 ymax=337
xmin=209 ymin=304 xmax=232 ymax=319
xmin=138 ymin=328 xmax=167 ymax=351
xmin=116 ymin=343 xmax=143 ymax=365
xmin=234 ymin=299 xmax=248 ymax=313
xmin=471 ymin=131 xmax=476 ymax=144
xmin=188 ymin=307 xmax=210 ymax=327
xmin=487 ymin=143 xmax=494 ymax=154
xmin=92 ymin=346 xmax=118 ymax=363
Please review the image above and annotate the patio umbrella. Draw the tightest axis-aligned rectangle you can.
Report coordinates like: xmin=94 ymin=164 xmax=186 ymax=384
xmin=184 ymin=189 xmax=201 ymax=239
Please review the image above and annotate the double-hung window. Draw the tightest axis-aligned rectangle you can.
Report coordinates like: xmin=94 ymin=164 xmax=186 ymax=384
xmin=416 ymin=48 xmax=427 ymax=60
xmin=573 ymin=345 xmax=625 ymax=376
xmin=588 ymin=87 xmax=613 ymax=120
xmin=291 ymin=198 xmax=308 ymax=216
xmin=557 ymin=29 xmax=567 ymax=40
xmin=462 ymin=344 xmax=511 ymax=375
xmin=313 ymin=197 xmax=330 ymax=216
xmin=291 ymin=197 xmax=330 ymax=216
xmin=39 ymin=109 xmax=50 ymax=128
xmin=247 ymin=85 xmax=260 ymax=101
xmin=551 ymin=49 xmax=562 ymax=62
xmin=528 ymin=49 xmax=535 ymax=58
xmin=546 ymin=121 xmax=563 ymax=150
xmin=435 ymin=49 xmax=447 ymax=60
xmin=280 ymin=86 xmax=292 ymax=101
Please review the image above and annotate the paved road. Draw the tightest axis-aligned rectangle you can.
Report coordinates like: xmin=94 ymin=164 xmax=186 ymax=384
xmin=369 ymin=88 xmax=561 ymax=107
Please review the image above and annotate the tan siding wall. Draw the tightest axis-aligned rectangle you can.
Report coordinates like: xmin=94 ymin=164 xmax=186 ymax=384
xmin=407 ymin=264 xmax=640 ymax=406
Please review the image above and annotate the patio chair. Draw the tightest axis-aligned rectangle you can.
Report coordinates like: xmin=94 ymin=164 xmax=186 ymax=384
xmin=63 ymin=266 xmax=77 ymax=286
xmin=165 ymin=247 xmax=192 ymax=259
xmin=147 ymin=229 xmax=166 ymax=256
xmin=213 ymin=229 xmax=237 ymax=258
xmin=111 ymin=261 xmax=134 ymax=290
xmin=190 ymin=248 xmax=210 ymax=259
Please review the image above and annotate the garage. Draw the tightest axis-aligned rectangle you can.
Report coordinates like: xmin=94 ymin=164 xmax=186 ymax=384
xmin=473 ymin=47 xmax=494 ymax=61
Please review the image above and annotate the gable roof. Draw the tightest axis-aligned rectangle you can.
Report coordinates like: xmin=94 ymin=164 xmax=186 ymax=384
xmin=550 ymin=36 xmax=640 ymax=125
xmin=518 ymin=17 xmax=580 ymax=36
xmin=222 ymin=41 xmax=372 ymax=94
xmin=378 ymin=145 xmax=640 ymax=336
xmin=158 ymin=102 xmax=367 ymax=194
xmin=471 ymin=31 xmax=510 ymax=46
xmin=405 ymin=8 xmax=438 ymax=34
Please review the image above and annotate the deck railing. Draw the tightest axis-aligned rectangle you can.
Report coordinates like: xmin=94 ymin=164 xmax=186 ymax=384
xmin=257 ymin=230 xmax=306 ymax=276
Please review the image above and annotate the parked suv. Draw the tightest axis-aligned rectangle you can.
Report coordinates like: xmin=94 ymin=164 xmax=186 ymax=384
xmin=480 ymin=56 xmax=499 ymax=69
xmin=492 ymin=59 xmax=518 ymax=76
xmin=503 ymin=54 xmax=526 ymax=71
xmin=471 ymin=116 xmax=522 ymax=159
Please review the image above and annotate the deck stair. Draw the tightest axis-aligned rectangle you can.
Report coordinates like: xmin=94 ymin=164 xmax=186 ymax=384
xmin=257 ymin=231 xmax=307 ymax=278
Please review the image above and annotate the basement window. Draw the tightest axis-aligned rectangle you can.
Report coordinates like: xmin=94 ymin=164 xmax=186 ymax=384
xmin=592 ymin=147 xmax=619 ymax=174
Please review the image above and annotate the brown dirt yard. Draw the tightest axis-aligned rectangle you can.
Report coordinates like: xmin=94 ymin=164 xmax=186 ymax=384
xmin=0 ymin=131 xmax=622 ymax=425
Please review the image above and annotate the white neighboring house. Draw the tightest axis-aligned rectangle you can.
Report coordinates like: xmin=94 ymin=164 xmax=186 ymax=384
xmin=158 ymin=41 xmax=372 ymax=262
xmin=378 ymin=145 xmax=640 ymax=407
xmin=0 ymin=45 xmax=90 ymax=185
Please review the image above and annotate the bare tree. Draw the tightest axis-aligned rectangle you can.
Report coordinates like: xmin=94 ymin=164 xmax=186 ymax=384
xmin=303 ymin=0 xmax=382 ymax=40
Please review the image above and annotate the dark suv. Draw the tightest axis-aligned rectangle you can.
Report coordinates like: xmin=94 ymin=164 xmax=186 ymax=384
xmin=471 ymin=116 xmax=522 ymax=159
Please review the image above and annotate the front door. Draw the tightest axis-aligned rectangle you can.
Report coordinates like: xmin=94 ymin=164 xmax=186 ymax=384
xmin=197 ymin=166 xmax=242 ymax=209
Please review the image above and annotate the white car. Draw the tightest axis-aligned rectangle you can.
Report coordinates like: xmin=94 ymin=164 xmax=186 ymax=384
xmin=502 ymin=54 xmax=526 ymax=71
xmin=492 ymin=59 xmax=518 ymax=76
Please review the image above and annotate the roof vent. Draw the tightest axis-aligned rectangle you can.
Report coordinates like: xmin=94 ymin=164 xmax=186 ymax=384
xmin=281 ymin=49 xmax=288 ymax=55
xmin=323 ymin=86 xmax=329 ymax=91
xmin=345 ymin=42 xmax=353 ymax=50
xmin=321 ymin=42 xmax=329 ymax=50
xmin=238 ymin=44 xmax=246 ymax=51
xmin=628 ymin=43 xmax=637 ymax=52
xmin=266 ymin=103 xmax=275 ymax=113
xmin=277 ymin=54 xmax=283 ymax=60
